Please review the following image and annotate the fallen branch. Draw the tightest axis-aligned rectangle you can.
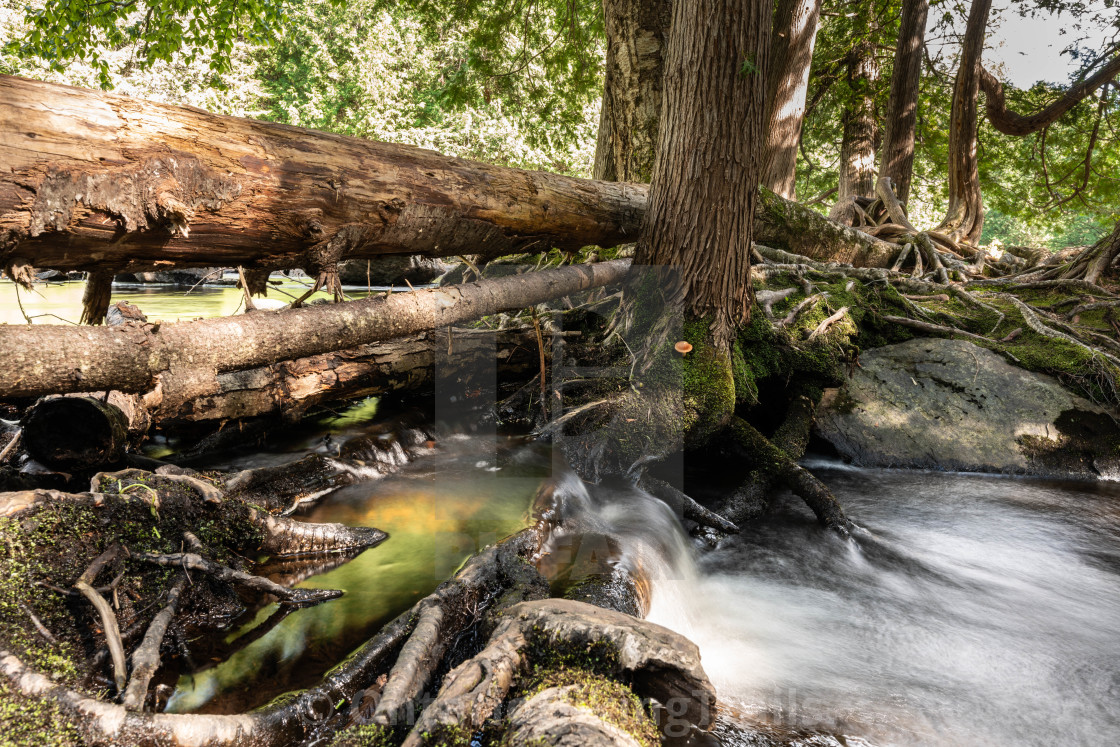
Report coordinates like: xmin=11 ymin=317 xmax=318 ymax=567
xmin=73 ymin=544 xmax=126 ymax=693
xmin=1 ymin=259 xmax=631 ymax=401
xmin=121 ymin=575 xmax=187 ymax=711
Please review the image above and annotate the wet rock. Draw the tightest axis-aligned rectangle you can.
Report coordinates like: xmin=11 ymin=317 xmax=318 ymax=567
xmin=336 ymin=255 xmax=451 ymax=286
xmin=814 ymin=338 xmax=1120 ymax=478
xmin=114 ymin=267 xmax=222 ymax=285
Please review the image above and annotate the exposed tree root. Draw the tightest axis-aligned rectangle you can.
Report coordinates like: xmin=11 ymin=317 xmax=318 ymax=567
xmin=402 ymin=598 xmax=716 ymax=745
xmin=135 ymin=551 xmax=343 ymax=607
xmin=73 ymin=544 xmax=127 ymax=693
xmin=121 ymin=575 xmax=187 ymax=711
xmin=638 ymin=475 xmax=739 ymax=534
xmin=370 ymin=527 xmax=547 ymax=727
xmin=726 ymin=416 xmax=853 ymax=535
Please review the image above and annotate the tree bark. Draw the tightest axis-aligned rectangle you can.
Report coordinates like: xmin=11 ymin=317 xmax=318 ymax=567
xmin=153 ymin=327 xmax=543 ymax=425
xmin=634 ymin=0 xmax=771 ymax=347
xmin=979 ymin=56 xmax=1120 ymax=137
xmin=0 ymin=259 xmax=629 ymax=400
xmin=936 ymin=0 xmax=993 ymax=245
xmin=0 ymin=74 xmax=645 ymax=275
xmin=878 ymin=0 xmax=929 ymax=206
xmin=836 ymin=38 xmax=881 ymax=204
xmin=762 ymin=0 xmax=824 ymax=200
xmin=593 ymin=0 xmax=673 ymax=183
xmin=754 ymin=187 xmax=898 ymax=267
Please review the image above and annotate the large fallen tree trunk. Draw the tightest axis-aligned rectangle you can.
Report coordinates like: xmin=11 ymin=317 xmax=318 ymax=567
xmin=0 ymin=75 xmax=895 ymax=276
xmin=0 ymin=259 xmax=628 ymax=402
xmin=0 ymin=74 xmax=645 ymax=274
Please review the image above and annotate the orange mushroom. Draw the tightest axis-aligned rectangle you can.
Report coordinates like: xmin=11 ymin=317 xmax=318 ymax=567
xmin=674 ymin=341 xmax=693 ymax=355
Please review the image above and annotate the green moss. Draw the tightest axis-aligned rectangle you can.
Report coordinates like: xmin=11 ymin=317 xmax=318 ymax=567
xmin=330 ymin=723 xmax=397 ymax=747
xmin=513 ymin=669 xmax=659 ymax=747
xmin=0 ymin=680 xmax=82 ymax=747
xmin=679 ymin=317 xmax=736 ymax=446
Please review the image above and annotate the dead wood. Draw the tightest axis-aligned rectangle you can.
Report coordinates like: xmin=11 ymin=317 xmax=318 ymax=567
xmin=0 ymin=259 xmax=630 ymax=401
xmin=403 ymin=598 xmax=716 ymax=744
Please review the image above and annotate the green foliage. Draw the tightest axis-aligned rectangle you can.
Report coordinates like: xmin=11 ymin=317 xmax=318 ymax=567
xmin=2 ymin=0 xmax=293 ymax=88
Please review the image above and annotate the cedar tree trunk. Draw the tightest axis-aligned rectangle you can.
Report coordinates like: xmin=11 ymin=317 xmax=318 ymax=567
xmin=762 ymin=0 xmax=823 ymax=200
xmin=634 ymin=0 xmax=771 ymax=348
xmin=878 ymin=0 xmax=929 ymax=205
xmin=936 ymin=0 xmax=993 ymax=245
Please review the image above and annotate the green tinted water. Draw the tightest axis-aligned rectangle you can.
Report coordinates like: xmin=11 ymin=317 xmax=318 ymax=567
xmin=165 ymin=437 xmax=546 ymax=714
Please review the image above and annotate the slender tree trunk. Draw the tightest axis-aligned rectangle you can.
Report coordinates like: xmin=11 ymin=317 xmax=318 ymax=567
xmin=878 ymin=0 xmax=929 ymax=206
xmin=936 ymin=0 xmax=993 ymax=245
xmin=593 ymin=0 xmax=673 ymax=183
xmin=634 ymin=0 xmax=771 ymax=348
xmin=836 ymin=39 xmax=881 ymax=203
xmin=762 ymin=0 xmax=823 ymax=200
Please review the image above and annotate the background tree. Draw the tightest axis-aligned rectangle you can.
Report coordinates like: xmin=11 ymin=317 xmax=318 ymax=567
xmin=935 ymin=0 xmax=993 ymax=244
xmin=592 ymin=0 xmax=672 ymax=182
xmin=762 ymin=0 xmax=824 ymax=199
xmin=878 ymin=0 xmax=929 ymax=206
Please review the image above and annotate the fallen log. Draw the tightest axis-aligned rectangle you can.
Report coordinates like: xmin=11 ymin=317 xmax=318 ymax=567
xmin=0 ymin=259 xmax=628 ymax=400
xmin=153 ymin=326 xmax=544 ymax=425
xmin=1 ymin=75 xmax=896 ymax=277
xmin=0 ymin=74 xmax=644 ymax=274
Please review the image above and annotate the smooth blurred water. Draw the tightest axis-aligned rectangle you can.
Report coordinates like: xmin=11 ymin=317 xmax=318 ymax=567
xmin=648 ymin=464 xmax=1120 ymax=746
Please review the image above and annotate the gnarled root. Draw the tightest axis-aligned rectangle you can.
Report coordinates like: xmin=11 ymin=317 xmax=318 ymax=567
xmin=134 ymin=550 xmax=343 ymax=607
xmin=725 ymin=415 xmax=853 ymax=535
xmin=0 ymin=526 xmax=545 ymax=746
xmin=247 ymin=508 xmax=388 ymax=557
xmin=402 ymin=598 xmax=716 ymax=746
xmin=370 ymin=527 xmax=547 ymax=727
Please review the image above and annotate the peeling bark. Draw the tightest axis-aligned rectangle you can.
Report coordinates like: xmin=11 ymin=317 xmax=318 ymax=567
xmin=0 ymin=75 xmax=645 ymax=274
xmin=594 ymin=0 xmax=672 ymax=183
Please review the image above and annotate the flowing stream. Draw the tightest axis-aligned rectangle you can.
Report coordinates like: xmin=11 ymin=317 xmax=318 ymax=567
xmin=647 ymin=461 xmax=1120 ymax=746
xmin=168 ymin=420 xmax=1120 ymax=746
xmin=7 ymin=284 xmax=1118 ymax=744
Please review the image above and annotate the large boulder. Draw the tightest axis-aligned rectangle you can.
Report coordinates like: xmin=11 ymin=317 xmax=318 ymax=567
xmin=813 ymin=338 xmax=1120 ymax=478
